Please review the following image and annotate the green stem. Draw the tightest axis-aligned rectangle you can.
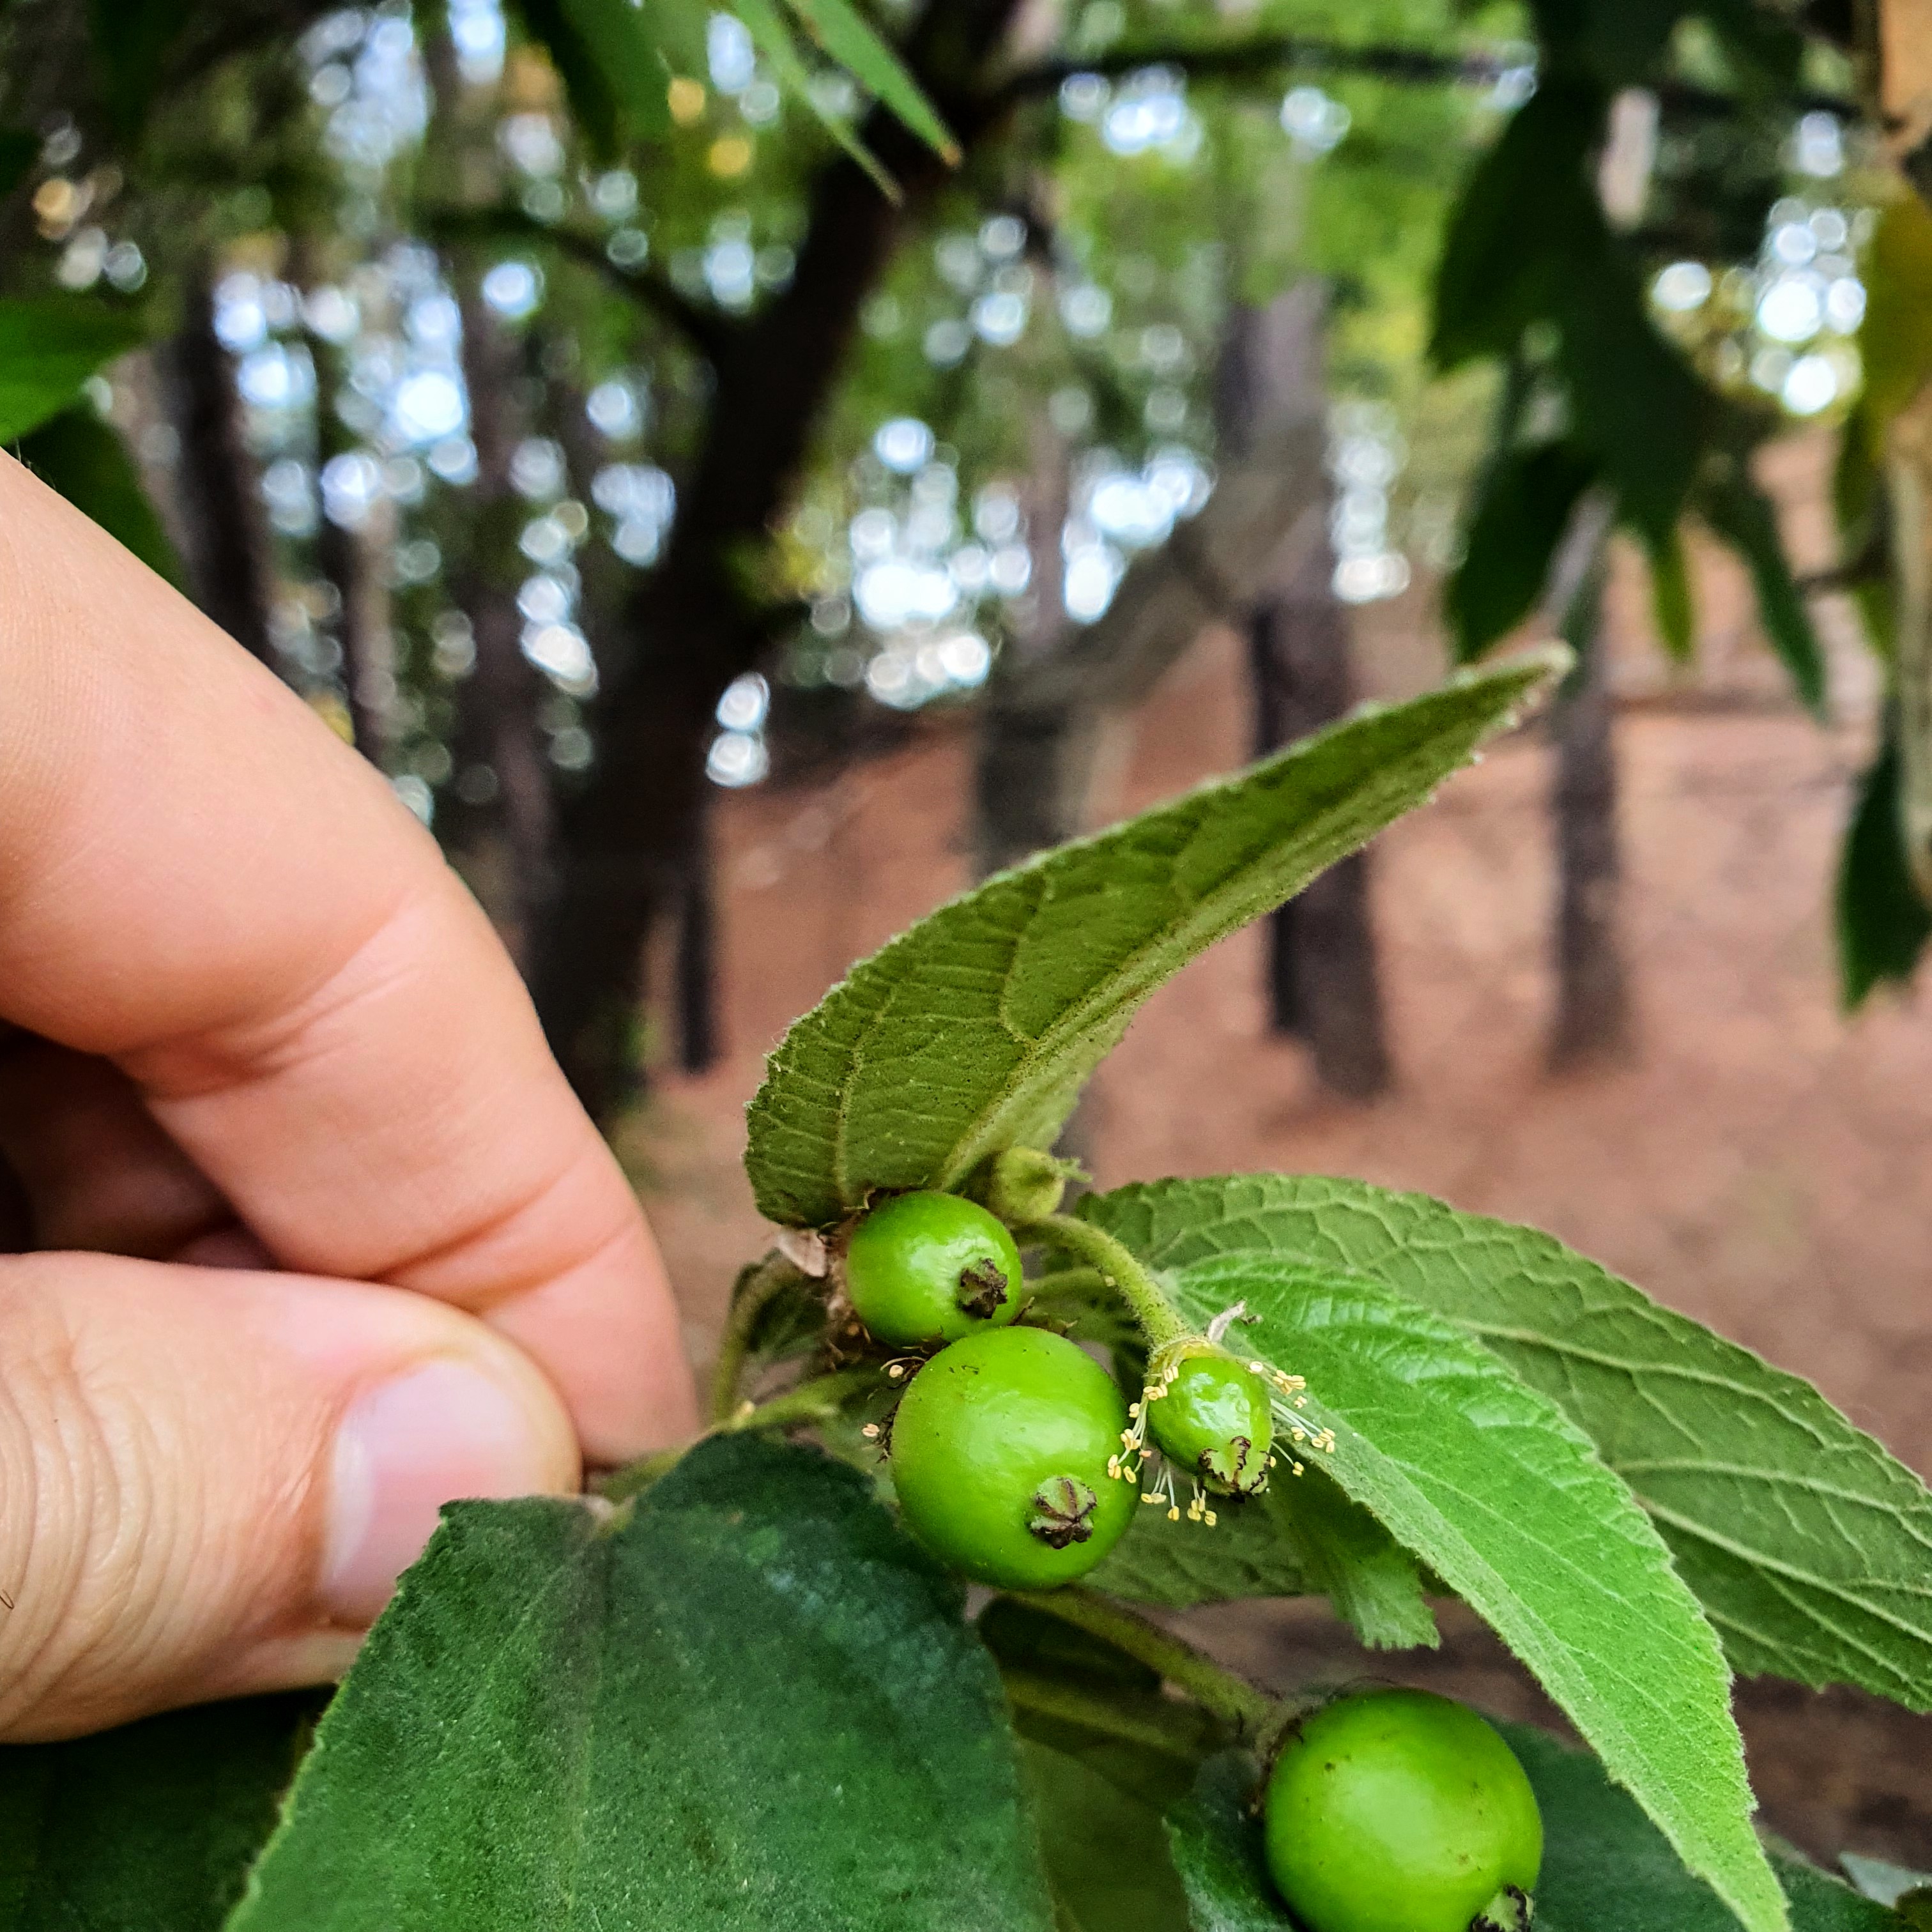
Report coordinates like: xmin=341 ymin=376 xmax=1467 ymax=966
xmin=1013 ymin=1215 xmax=1192 ymax=1354
xmin=597 ymin=1367 xmax=882 ymax=1502
xmin=1022 ymin=1265 xmax=1108 ymax=1303
xmin=997 ymin=1667 xmax=1210 ymax=1765
xmin=1004 ymin=1586 xmax=1273 ymax=1736
xmin=708 ymin=1251 xmax=811 ymax=1425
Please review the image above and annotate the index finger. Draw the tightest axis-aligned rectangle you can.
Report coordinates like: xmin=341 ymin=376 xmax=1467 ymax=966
xmin=0 ymin=452 xmax=695 ymax=1461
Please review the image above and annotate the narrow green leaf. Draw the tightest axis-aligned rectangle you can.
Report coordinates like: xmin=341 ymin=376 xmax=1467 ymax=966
xmin=0 ymin=1694 xmax=318 ymax=1931
xmin=1090 ymin=1462 xmax=1437 ymax=1650
xmin=1837 ymin=724 xmax=1932 ymax=1006
xmin=1556 ymin=255 xmax=1705 ymax=547
xmin=1696 ymin=457 xmax=1827 ymax=717
xmin=1502 ymin=1723 xmax=1895 ymax=1932
xmin=1430 ymin=82 xmax=1600 ymax=369
xmin=1645 ymin=521 xmax=1695 ymax=662
xmin=1160 ymin=1254 xmax=1784 ymax=1932
xmin=0 ymin=298 xmax=145 ymax=445
xmin=1446 ymin=440 xmax=1595 ymax=661
xmin=15 ymin=404 xmax=181 ymax=585
xmin=0 ymin=130 xmax=35 ymax=199
xmin=746 ymin=653 xmax=1565 ymax=1227
xmin=1080 ymin=1176 xmax=1932 ymax=1714
xmin=733 ymin=0 xmax=898 ymax=197
xmin=780 ymin=0 xmax=959 ymax=163
xmin=512 ymin=0 xmax=668 ymax=153
xmin=230 ymin=1436 xmax=1054 ymax=1932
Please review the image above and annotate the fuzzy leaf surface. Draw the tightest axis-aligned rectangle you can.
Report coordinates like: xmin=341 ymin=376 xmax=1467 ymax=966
xmin=1164 ymin=1254 xmax=1783 ymax=1932
xmin=746 ymin=656 xmax=1561 ymax=1226
xmin=1081 ymin=1176 xmax=1932 ymax=1711
xmin=0 ymin=1694 xmax=316 ymax=1931
xmin=1503 ymin=1724 xmax=1896 ymax=1932
xmin=229 ymin=1435 xmax=1052 ymax=1932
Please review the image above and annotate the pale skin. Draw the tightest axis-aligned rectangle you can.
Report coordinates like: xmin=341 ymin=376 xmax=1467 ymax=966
xmin=0 ymin=450 xmax=698 ymax=1741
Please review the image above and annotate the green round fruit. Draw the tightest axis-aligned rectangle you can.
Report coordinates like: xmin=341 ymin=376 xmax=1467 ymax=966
xmin=1264 ymin=1689 xmax=1542 ymax=1932
xmin=1144 ymin=1342 xmax=1275 ymax=1494
xmin=843 ymin=1192 xmax=1025 ymax=1348
xmin=889 ymin=1326 xmax=1137 ymax=1588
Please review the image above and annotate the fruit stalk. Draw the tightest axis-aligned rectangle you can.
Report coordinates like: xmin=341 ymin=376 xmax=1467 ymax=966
xmin=1011 ymin=1213 xmax=1193 ymax=1354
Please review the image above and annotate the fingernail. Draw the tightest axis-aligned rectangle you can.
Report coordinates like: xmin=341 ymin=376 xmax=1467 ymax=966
xmin=321 ymin=1358 xmax=553 ymax=1627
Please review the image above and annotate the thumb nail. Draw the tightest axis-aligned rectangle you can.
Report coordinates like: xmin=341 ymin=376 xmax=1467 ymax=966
xmin=321 ymin=1356 xmax=560 ymax=1627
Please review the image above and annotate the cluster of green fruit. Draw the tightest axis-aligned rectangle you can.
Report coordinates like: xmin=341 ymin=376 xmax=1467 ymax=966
xmin=841 ymin=1186 xmax=1544 ymax=1932
xmin=843 ymin=1188 xmax=1283 ymax=1590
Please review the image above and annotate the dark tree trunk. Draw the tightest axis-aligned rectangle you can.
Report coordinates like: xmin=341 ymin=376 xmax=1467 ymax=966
xmin=166 ymin=258 xmax=277 ymax=661
xmin=674 ymin=795 xmax=722 ymax=1074
xmin=1220 ymin=284 xmax=1390 ymax=1099
xmin=448 ymin=277 xmax=555 ymax=964
xmin=1547 ymin=533 xmax=1632 ymax=1068
xmin=532 ymin=0 xmax=1029 ymax=1118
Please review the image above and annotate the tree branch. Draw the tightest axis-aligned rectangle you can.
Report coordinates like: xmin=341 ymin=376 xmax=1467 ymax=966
xmin=423 ymin=206 xmax=738 ymax=360
xmin=987 ymin=33 xmax=1855 ymax=124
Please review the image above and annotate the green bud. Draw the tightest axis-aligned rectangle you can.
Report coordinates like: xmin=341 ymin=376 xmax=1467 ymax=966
xmin=976 ymin=1147 xmax=1084 ymax=1225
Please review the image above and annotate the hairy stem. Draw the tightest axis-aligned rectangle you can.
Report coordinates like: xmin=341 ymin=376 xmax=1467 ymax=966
xmin=997 ymin=1667 xmax=1213 ymax=1764
xmin=1004 ymin=1587 xmax=1273 ymax=1736
xmin=1013 ymin=1215 xmax=1192 ymax=1353
xmin=709 ymin=1252 xmax=812 ymax=1425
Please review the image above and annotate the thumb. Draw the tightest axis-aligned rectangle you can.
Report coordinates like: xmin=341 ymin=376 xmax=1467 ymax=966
xmin=0 ymin=1252 xmax=579 ymax=1742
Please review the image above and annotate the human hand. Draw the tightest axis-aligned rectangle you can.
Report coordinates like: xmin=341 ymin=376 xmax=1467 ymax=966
xmin=0 ymin=453 xmax=698 ymax=1742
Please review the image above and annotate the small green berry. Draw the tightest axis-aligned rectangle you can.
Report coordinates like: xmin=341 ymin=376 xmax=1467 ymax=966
xmin=1264 ymin=1689 xmax=1542 ymax=1932
xmin=1144 ymin=1342 xmax=1275 ymax=1495
xmin=843 ymin=1192 xmax=1025 ymax=1349
xmin=889 ymin=1326 xmax=1136 ymax=1588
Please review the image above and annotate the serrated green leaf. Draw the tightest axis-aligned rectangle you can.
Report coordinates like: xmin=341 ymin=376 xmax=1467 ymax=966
xmin=15 ymin=404 xmax=181 ymax=585
xmin=1446 ymin=440 xmax=1595 ymax=661
xmin=1168 ymin=1729 xmax=1886 ymax=1932
xmin=746 ymin=654 xmax=1564 ymax=1227
xmin=780 ymin=0 xmax=958 ymax=164
xmin=0 ymin=1694 xmax=318 ymax=1931
xmin=1080 ymin=1176 xmax=1932 ymax=1715
xmin=1090 ymin=1462 xmax=1436 ymax=1651
xmin=1162 ymin=1255 xmax=1783 ymax=1932
xmin=1503 ymin=1723 xmax=1895 ymax=1932
xmin=229 ymin=1435 xmax=1054 ymax=1932
xmin=0 ymin=298 xmax=145 ymax=445
xmin=1696 ymin=457 xmax=1827 ymax=717
xmin=1837 ymin=723 xmax=1932 ymax=1006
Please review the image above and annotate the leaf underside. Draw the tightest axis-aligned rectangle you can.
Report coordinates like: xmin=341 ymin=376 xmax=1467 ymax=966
xmin=746 ymin=654 xmax=1563 ymax=1227
xmin=1080 ymin=1175 xmax=1932 ymax=1715
xmin=229 ymin=1436 xmax=1054 ymax=1932
xmin=1163 ymin=1254 xmax=1784 ymax=1932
